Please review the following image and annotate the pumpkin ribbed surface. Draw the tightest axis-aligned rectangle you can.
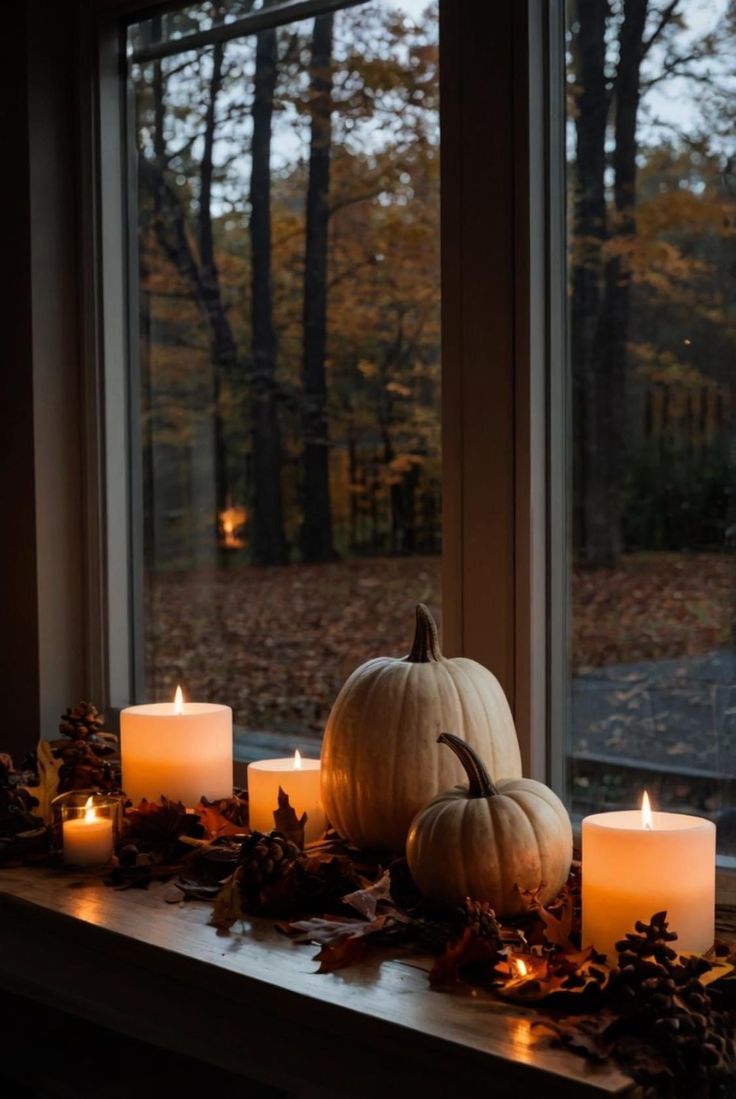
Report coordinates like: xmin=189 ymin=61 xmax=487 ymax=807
xmin=407 ymin=777 xmax=573 ymax=914
xmin=320 ymin=610 xmax=522 ymax=852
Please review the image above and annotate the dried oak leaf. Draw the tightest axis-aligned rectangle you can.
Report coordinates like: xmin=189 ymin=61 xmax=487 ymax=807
xmin=175 ymin=838 xmax=242 ymax=899
xmin=678 ymin=953 xmax=734 ymax=988
xmin=119 ymin=798 xmax=205 ymax=863
xmin=273 ymin=787 xmax=307 ymax=848
xmin=211 ymin=871 xmax=247 ymax=930
xmin=314 ymin=935 xmax=372 ymax=973
xmin=289 ymin=914 xmax=375 ymax=945
xmin=292 ymin=852 xmax=365 ymax=913
xmin=496 ymin=948 xmax=609 ymax=1005
xmin=342 ymin=868 xmax=393 ymax=920
xmin=429 ymin=927 xmax=501 ymax=988
xmin=288 ymin=913 xmax=394 ymax=973
xmin=534 ymin=1012 xmax=617 ymax=1063
xmin=194 ymin=800 xmax=248 ymax=840
xmin=519 ymin=883 xmax=577 ymax=953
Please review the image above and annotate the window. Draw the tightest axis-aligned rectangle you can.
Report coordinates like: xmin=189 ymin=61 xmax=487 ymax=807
xmin=125 ymin=0 xmax=440 ymax=747
xmin=70 ymin=0 xmax=731 ymax=869
xmin=563 ymin=0 xmax=735 ymax=860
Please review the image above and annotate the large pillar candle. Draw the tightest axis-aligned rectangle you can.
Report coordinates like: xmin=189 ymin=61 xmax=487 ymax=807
xmin=247 ymin=753 xmax=325 ymax=844
xmin=582 ymin=794 xmax=715 ymax=960
xmin=121 ymin=688 xmax=232 ymax=808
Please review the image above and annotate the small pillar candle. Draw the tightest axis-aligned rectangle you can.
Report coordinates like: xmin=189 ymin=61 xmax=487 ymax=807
xmin=582 ymin=793 xmax=715 ymax=960
xmin=63 ymin=798 xmax=114 ymax=866
xmin=121 ymin=687 xmax=232 ymax=808
xmin=248 ymin=753 xmax=325 ymax=844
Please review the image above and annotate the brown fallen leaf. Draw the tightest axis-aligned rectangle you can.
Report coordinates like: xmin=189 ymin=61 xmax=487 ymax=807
xmin=288 ymin=914 xmax=379 ymax=945
xmin=429 ymin=927 xmax=501 ymax=988
xmin=534 ymin=1013 xmax=616 ymax=1062
xmin=211 ymin=871 xmax=246 ymax=930
xmin=677 ymin=953 xmax=733 ymax=987
xmin=314 ymin=934 xmax=371 ymax=973
xmin=273 ymin=787 xmax=307 ymax=848
xmin=519 ymin=883 xmax=577 ymax=953
xmin=496 ymin=948 xmax=610 ymax=1005
xmin=194 ymin=800 xmax=248 ymax=840
xmin=342 ymin=868 xmax=393 ymax=920
xmin=287 ymin=911 xmax=402 ymax=973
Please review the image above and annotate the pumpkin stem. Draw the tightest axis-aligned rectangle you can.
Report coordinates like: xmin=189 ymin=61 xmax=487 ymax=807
xmin=437 ymin=733 xmax=498 ymax=798
xmin=406 ymin=604 xmax=442 ymax=663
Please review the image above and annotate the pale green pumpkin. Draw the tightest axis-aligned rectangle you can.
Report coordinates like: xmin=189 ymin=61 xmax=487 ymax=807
xmin=320 ymin=606 xmax=522 ymax=852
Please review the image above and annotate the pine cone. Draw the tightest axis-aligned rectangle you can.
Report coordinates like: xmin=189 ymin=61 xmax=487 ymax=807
xmin=55 ymin=699 xmax=119 ymax=794
xmin=612 ymin=911 xmax=736 ymax=1085
xmin=237 ymin=830 xmax=301 ymax=906
xmin=59 ymin=701 xmax=105 ymax=741
xmin=461 ymin=898 xmax=503 ymax=943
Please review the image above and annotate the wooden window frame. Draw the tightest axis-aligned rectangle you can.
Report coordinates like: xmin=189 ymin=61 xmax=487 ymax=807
xmin=441 ymin=0 xmax=558 ymax=780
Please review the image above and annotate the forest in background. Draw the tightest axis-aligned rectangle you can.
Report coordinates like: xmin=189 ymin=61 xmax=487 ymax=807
xmin=569 ymin=0 xmax=735 ymax=566
xmin=131 ymin=0 xmax=734 ymax=580
xmin=132 ymin=0 xmax=440 ymax=570
xmin=128 ymin=0 xmax=735 ymax=722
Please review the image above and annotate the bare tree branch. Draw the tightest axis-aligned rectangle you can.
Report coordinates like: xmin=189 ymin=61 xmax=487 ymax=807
xmin=641 ymin=1 xmax=681 ymax=59
xmin=641 ymin=55 xmax=715 ymax=92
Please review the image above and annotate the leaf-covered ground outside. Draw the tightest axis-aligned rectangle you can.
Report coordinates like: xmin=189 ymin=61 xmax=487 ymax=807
xmin=144 ymin=551 xmax=733 ymax=734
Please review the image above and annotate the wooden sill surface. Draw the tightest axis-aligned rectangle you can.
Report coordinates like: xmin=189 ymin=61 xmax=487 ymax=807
xmin=0 ymin=866 xmax=641 ymax=1099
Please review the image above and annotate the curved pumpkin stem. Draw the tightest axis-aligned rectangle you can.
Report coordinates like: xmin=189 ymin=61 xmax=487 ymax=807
xmin=406 ymin=604 xmax=442 ymax=663
xmin=438 ymin=732 xmax=498 ymax=798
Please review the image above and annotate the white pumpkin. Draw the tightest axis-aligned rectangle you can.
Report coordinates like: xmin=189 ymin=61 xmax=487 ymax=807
xmin=320 ymin=605 xmax=522 ymax=851
xmin=406 ymin=733 xmax=572 ymax=914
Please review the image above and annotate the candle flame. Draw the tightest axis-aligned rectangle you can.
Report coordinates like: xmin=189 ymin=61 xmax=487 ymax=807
xmin=514 ymin=957 xmax=529 ymax=978
xmin=294 ymin=749 xmax=302 ymax=770
xmin=84 ymin=796 xmax=97 ymax=824
xmin=641 ymin=790 xmax=654 ymax=830
xmin=173 ymin=685 xmax=184 ymax=715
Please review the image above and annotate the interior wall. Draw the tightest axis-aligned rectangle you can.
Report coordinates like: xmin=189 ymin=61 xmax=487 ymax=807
xmin=0 ymin=6 xmax=40 ymax=762
xmin=27 ymin=0 xmax=85 ymax=740
xmin=0 ymin=3 xmax=85 ymax=760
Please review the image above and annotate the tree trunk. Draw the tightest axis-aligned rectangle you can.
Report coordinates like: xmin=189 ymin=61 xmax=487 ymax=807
xmin=586 ymin=0 xmax=649 ymax=566
xmin=570 ymin=0 xmax=609 ymax=563
xmin=142 ymin=40 xmax=240 ymax=555
xmin=347 ymin=416 xmax=358 ymax=552
xmin=199 ymin=39 xmax=237 ymax=529
xmin=249 ymin=19 xmax=288 ymax=565
xmin=300 ymin=13 xmax=335 ymax=562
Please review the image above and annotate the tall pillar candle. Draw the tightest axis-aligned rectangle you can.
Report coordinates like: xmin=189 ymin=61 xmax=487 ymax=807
xmin=248 ymin=753 xmax=325 ymax=844
xmin=121 ymin=689 xmax=232 ymax=808
xmin=582 ymin=795 xmax=715 ymax=960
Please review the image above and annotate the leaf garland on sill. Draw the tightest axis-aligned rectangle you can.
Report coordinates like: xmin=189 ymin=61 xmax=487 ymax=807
xmin=196 ymin=827 xmax=735 ymax=1097
xmin=1 ymin=715 xmax=734 ymax=1097
xmin=94 ymin=794 xmax=736 ymax=1095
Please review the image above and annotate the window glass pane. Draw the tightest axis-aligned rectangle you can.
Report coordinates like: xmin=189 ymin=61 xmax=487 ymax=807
xmin=127 ymin=1 xmax=440 ymax=751
xmin=565 ymin=0 xmax=735 ymax=858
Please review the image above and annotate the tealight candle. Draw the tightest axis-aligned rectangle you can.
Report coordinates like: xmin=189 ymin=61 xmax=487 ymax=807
xmin=63 ymin=796 xmax=114 ymax=866
xmin=121 ymin=686 xmax=233 ymax=808
xmin=582 ymin=792 xmax=715 ymax=960
xmin=248 ymin=752 xmax=325 ymax=844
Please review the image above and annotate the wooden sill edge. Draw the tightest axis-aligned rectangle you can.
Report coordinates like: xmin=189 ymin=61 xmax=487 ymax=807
xmin=0 ymin=871 xmax=640 ymax=1099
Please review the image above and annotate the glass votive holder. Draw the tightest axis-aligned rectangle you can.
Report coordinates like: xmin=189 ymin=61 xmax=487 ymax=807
xmin=52 ymin=790 xmax=123 ymax=867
